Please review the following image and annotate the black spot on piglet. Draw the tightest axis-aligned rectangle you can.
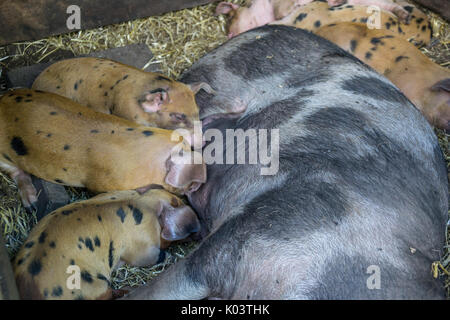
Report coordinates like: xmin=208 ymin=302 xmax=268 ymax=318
xmin=108 ymin=241 xmax=115 ymax=268
xmin=94 ymin=236 xmax=101 ymax=247
xmin=24 ymin=241 xmax=34 ymax=249
xmin=97 ymin=273 xmax=110 ymax=285
xmin=81 ymin=271 xmax=93 ymax=283
xmin=295 ymin=13 xmax=307 ymax=23
xmin=61 ymin=210 xmax=73 ymax=215
xmin=116 ymin=208 xmax=126 ymax=223
xmin=11 ymin=137 xmax=28 ymax=156
xmin=156 ymin=75 xmax=172 ymax=82
xmin=28 ymin=259 xmax=42 ymax=277
xmin=395 ymin=56 xmax=409 ymax=62
xmin=132 ymin=208 xmax=143 ymax=225
xmin=85 ymin=238 xmax=94 ymax=251
xmin=403 ymin=6 xmax=413 ymax=13
xmin=52 ymin=286 xmax=63 ymax=297
xmin=38 ymin=232 xmax=47 ymax=244
xmin=350 ymin=40 xmax=357 ymax=53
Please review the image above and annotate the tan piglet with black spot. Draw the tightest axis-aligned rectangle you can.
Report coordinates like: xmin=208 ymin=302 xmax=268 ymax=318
xmin=0 ymin=89 xmax=206 ymax=210
xmin=315 ymin=22 xmax=450 ymax=130
xmin=32 ymin=57 xmax=213 ymax=145
xmin=13 ymin=187 xmax=200 ymax=300
xmin=275 ymin=1 xmax=431 ymax=47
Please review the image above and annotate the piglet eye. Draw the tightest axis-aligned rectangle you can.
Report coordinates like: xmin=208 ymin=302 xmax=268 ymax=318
xmin=170 ymin=197 xmax=180 ymax=207
xmin=170 ymin=112 xmax=187 ymax=122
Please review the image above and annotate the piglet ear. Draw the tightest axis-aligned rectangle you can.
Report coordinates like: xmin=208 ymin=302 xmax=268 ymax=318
xmin=165 ymin=155 xmax=207 ymax=193
xmin=158 ymin=203 xmax=201 ymax=241
xmin=215 ymin=2 xmax=240 ymax=15
xmin=431 ymin=78 xmax=450 ymax=92
xmin=135 ymin=184 xmax=165 ymax=195
xmin=140 ymin=90 xmax=169 ymax=113
xmin=187 ymin=82 xmax=216 ymax=95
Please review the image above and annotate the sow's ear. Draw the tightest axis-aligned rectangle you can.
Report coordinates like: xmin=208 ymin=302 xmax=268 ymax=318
xmin=215 ymin=2 xmax=240 ymax=15
xmin=157 ymin=201 xmax=201 ymax=241
xmin=187 ymin=82 xmax=216 ymax=95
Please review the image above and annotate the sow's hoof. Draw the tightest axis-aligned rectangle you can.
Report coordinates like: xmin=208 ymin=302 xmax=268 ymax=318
xmin=31 ymin=176 xmax=70 ymax=221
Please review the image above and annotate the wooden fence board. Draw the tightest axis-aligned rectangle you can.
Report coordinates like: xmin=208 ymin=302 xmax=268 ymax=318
xmin=0 ymin=0 xmax=215 ymax=45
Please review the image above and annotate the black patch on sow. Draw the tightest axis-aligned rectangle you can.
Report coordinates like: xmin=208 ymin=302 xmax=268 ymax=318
xmin=342 ymin=76 xmax=407 ymax=104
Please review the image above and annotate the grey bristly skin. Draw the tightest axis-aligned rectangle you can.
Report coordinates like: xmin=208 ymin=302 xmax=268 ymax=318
xmin=123 ymin=25 xmax=448 ymax=300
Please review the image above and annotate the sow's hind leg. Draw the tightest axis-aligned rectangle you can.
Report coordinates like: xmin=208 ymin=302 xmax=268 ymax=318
xmin=121 ymin=257 xmax=209 ymax=300
xmin=122 ymin=217 xmax=294 ymax=300
xmin=0 ymin=160 xmax=38 ymax=212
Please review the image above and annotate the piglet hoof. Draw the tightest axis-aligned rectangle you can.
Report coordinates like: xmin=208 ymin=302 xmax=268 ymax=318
xmin=112 ymin=288 xmax=130 ymax=299
xmin=24 ymin=202 xmax=38 ymax=215
xmin=12 ymin=171 xmax=38 ymax=213
xmin=393 ymin=7 xmax=411 ymax=24
xmin=327 ymin=0 xmax=346 ymax=6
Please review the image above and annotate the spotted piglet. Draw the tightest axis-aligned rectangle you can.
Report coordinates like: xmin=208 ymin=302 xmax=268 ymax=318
xmin=216 ymin=0 xmax=413 ymax=38
xmin=315 ymin=22 xmax=450 ymax=130
xmin=32 ymin=57 xmax=212 ymax=146
xmin=13 ymin=187 xmax=200 ymax=300
xmin=275 ymin=1 xmax=431 ymax=47
xmin=0 ymin=89 xmax=206 ymax=210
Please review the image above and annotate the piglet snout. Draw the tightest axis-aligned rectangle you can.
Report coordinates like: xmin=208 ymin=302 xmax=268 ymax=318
xmin=165 ymin=153 xmax=207 ymax=194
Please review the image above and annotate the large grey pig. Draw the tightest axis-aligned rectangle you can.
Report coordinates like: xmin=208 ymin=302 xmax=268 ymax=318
xmin=123 ymin=25 xmax=448 ymax=299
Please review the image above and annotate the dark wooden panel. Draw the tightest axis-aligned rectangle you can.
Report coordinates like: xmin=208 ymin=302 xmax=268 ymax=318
xmin=413 ymin=0 xmax=450 ymax=21
xmin=6 ymin=43 xmax=157 ymax=89
xmin=0 ymin=236 xmax=19 ymax=300
xmin=0 ymin=0 xmax=215 ymax=45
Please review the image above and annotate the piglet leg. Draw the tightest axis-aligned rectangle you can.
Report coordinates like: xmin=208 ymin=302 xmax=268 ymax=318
xmin=0 ymin=162 xmax=38 ymax=212
xmin=344 ymin=0 xmax=411 ymax=23
xmin=327 ymin=0 xmax=347 ymax=6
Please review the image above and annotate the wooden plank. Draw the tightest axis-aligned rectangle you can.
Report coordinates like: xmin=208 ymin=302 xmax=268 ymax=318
xmin=413 ymin=0 xmax=450 ymax=21
xmin=6 ymin=43 xmax=158 ymax=89
xmin=0 ymin=0 xmax=215 ymax=46
xmin=0 ymin=236 xmax=19 ymax=300
xmin=31 ymin=176 xmax=71 ymax=221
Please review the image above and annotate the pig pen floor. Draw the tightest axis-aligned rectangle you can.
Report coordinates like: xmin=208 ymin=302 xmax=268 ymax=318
xmin=0 ymin=0 xmax=449 ymax=297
